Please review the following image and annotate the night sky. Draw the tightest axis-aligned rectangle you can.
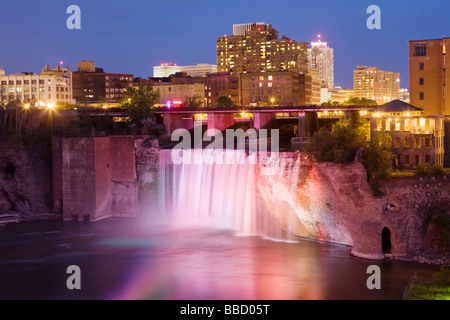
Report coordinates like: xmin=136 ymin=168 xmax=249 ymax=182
xmin=1 ymin=0 xmax=449 ymax=89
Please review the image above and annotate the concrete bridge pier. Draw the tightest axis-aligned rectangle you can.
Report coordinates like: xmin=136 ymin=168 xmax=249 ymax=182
xmin=253 ymin=112 xmax=275 ymax=130
xmin=163 ymin=113 xmax=194 ymax=136
xmin=297 ymin=111 xmax=318 ymax=137
xmin=207 ymin=112 xmax=235 ymax=134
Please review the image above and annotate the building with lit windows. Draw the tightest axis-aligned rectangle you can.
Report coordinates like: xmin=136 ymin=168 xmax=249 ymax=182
xmin=153 ymin=64 xmax=181 ymax=77
xmin=370 ymin=100 xmax=445 ymax=168
xmin=399 ymin=88 xmax=410 ymax=103
xmin=72 ymin=61 xmax=133 ymax=103
xmin=240 ymin=71 xmax=314 ymax=106
xmin=217 ymin=23 xmax=308 ymax=75
xmin=353 ymin=66 xmax=400 ymax=104
xmin=153 ymin=63 xmax=217 ymax=78
xmin=145 ymin=71 xmax=239 ymax=107
xmin=180 ymin=64 xmax=218 ymax=77
xmin=0 ymin=64 xmax=74 ymax=106
xmin=152 ymin=83 xmax=206 ymax=107
xmin=307 ymin=35 xmax=334 ymax=90
xmin=409 ymin=37 xmax=450 ymax=115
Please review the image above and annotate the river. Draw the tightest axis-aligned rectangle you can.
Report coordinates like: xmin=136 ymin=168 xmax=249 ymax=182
xmin=0 ymin=217 xmax=440 ymax=300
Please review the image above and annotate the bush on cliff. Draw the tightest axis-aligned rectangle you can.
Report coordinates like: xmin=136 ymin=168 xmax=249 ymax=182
xmin=307 ymin=116 xmax=369 ymax=163
xmin=361 ymin=131 xmax=394 ymax=197
xmin=415 ymin=163 xmax=445 ymax=177
xmin=307 ymin=116 xmax=394 ymax=197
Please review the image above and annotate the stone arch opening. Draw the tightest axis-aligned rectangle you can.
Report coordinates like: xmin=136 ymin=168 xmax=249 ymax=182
xmin=4 ymin=164 xmax=16 ymax=180
xmin=382 ymin=227 xmax=392 ymax=254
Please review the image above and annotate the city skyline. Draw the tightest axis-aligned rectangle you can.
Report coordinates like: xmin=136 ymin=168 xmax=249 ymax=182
xmin=1 ymin=0 xmax=450 ymax=89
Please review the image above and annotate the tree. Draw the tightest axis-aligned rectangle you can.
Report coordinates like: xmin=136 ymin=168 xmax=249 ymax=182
xmin=307 ymin=116 xmax=370 ymax=163
xmin=184 ymin=95 xmax=204 ymax=108
xmin=343 ymin=96 xmax=377 ymax=106
xmin=321 ymin=99 xmax=342 ymax=106
xmin=217 ymin=96 xmax=234 ymax=107
xmin=119 ymin=84 xmax=160 ymax=128
xmin=362 ymin=131 xmax=394 ymax=196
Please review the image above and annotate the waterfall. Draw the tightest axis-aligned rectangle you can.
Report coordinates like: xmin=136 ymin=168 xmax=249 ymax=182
xmin=156 ymin=148 xmax=293 ymax=241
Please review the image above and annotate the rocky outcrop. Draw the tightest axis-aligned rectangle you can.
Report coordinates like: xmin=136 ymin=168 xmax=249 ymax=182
xmin=0 ymin=145 xmax=53 ymax=217
xmin=256 ymin=154 xmax=450 ymax=264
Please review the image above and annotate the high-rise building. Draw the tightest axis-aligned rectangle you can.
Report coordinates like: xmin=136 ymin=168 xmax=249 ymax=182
xmin=72 ymin=61 xmax=133 ymax=103
xmin=399 ymin=88 xmax=410 ymax=103
xmin=353 ymin=66 xmax=400 ymax=104
xmin=307 ymin=35 xmax=334 ymax=90
xmin=409 ymin=38 xmax=450 ymax=115
xmin=217 ymin=23 xmax=308 ymax=75
xmin=0 ymin=64 xmax=74 ymax=105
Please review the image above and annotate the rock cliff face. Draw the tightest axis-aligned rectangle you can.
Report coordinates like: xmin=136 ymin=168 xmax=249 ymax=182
xmin=0 ymin=145 xmax=53 ymax=217
xmin=255 ymin=152 xmax=449 ymax=264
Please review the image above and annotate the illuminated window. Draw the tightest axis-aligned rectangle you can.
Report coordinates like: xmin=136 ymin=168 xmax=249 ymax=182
xmin=268 ymin=75 xmax=273 ymax=81
xmin=395 ymin=120 xmax=401 ymax=131
xmin=405 ymin=155 xmax=410 ymax=166
xmin=376 ymin=118 xmax=382 ymax=131
xmin=404 ymin=119 xmax=410 ymax=131
xmin=395 ymin=137 xmax=401 ymax=148
xmin=415 ymin=137 xmax=421 ymax=148
xmin=405 ymin=138 xmax=410 ymax=149
xmin=385 ymin=119 xmax=391 ymax=131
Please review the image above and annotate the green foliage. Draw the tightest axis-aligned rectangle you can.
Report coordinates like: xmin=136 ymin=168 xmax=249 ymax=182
xmin=406 ymin=282 xmax=450 ymax=300
xmin=217 ymin=96 xmax=234 ymax=107
xmin=307 ymin=116 xmax=369 ymax=163
xmin=415 ymin=163 xmax=445 ymax=177
xmin=119 ymin=84 xmax=160 ymax=127
xmin=362 ymin=131 xmax=394 ymax=181
xmin=343 ymin=96 xmax=378 ymax=106
xmin=433 ymin=267 xmax=450 ymax=285
xmin=321 ymin=99 xmax=342 ymax=106
xmin=184 ymin=95 xmax=204 ymax=108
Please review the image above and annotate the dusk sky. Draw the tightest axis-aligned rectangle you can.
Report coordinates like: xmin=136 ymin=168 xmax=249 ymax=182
xmin=1 ymin=0 xmax=449 ymax=89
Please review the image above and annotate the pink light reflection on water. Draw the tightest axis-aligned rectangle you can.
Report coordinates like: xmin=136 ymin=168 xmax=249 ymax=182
xmin=104 ymin=227 xmax=325 ymax=300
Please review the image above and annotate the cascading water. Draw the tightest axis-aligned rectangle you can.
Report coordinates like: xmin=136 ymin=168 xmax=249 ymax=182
xmin=156 ymin=148 xmax=297 ymax=241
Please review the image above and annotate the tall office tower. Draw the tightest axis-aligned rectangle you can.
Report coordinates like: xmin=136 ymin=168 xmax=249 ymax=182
xmin=409 ymin=38 xmax=450 ymax=115
xmin=353 ymin=66 xmax=400 ymax=104
xmin=307 ymin=35 xmax=334 ymax=90
xmin=217 ymin=23 xmax=308 ymax=75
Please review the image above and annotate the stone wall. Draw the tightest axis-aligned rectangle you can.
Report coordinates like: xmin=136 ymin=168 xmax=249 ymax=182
xmin=53 ymin=135 xmax=140 ymax=221
xmin=0 ymin=145 xmax=53 ymax=216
